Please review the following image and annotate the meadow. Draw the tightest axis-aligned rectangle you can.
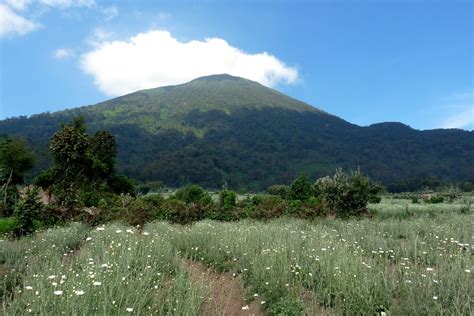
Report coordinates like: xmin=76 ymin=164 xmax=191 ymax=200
xmin=1 ymin=198 xmax=472 ymax=315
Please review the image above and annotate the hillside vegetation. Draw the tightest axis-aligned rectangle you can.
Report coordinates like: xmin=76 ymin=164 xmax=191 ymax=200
xmin=1 ymin=74 xmax=472 ymax=190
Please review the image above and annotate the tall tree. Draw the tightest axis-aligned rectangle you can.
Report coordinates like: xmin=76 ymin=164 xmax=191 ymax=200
xmin=49 ymin=117 xmax=89 ymax=206
xmin=0 ymin=136 xmax=35 ymax=216
xmin=49 ymin=116 xmax=131 ymax=209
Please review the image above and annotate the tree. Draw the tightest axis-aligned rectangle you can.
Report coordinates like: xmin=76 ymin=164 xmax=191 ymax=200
xmin=288 ymin=174 xmax=313 ymax=201
xmin=49 ymin=117 xmax=89 ymax=206
xmin=0 ymin=136 xmax=35 ymax=216
xmin=87 ymin=130 xmax=117 ymax=179
xmin=49 ymin=117 xmax=121 ymax=208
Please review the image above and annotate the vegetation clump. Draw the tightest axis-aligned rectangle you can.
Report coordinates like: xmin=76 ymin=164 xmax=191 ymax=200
xmin=314 ymin=168 xmax=381 ymax=217
xmin=0 ymin=136 xmax=35 ymax=216
xmin=13 ymin=186 xmax=42 ymax=236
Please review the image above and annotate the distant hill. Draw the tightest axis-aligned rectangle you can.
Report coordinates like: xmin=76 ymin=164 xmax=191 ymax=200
xmin=1 ymin=74 xmax=473 ymax=191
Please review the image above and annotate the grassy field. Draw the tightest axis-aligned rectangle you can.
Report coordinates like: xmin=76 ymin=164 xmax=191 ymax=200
xmin=1 ymin=199 xmax=472 ymax=315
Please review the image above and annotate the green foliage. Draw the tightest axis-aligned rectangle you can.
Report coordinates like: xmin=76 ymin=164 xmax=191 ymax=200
xmin=0 ymin=217 xmax=16 ymax=235
xmin=136 ymin=181 xmax=164 ymax=194
xmin=0 ymin=136 xmax=35 ymax=184
xmin=13 ymin=186 xmax=42 ymax=236
xmin=49 ymin=117 xmax=90 ymax=206
xmin=288 ymin=174 xmax=313 ymax=201
xmin=1 ymin=76 xmax=472 ymax=192
xmin=254 ymin=196 xmax=287 ymax=220
xmin=107 ymin=174 xmax=135 ymax=196
xmin=87 ymin=130 xmax=117 ymax=179
xmin=33 ymin=169 xmax=54 ymax=189
xmin=175 ymin=184 xmax=210 ymax=204
xmin=268 ymin=296 xmax=304 ymax=316
xmin=219 ymin=189 xmax=236 ymax=209
xmin=0 ymin=136 xmax=35 ymax=216
xmin=314 ymin=169 xmax=379 ymax=217
xmin=267 ymin=184 xmax=290 ymax=198
xmin=49 ymin=117 xmax=122 ymax=210
xmin=428 ymin=194 xmax=444 ymax=204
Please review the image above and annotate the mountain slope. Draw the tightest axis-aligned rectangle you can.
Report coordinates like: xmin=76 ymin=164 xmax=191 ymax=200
xmin=1 ymin=74 xmax=473 ymax=191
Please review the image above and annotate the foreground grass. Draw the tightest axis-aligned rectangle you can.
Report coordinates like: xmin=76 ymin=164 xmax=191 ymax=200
xmin=2 ymin=224 xmax=205 ymax=315
xmin=0 ymin=218 xmax=16 ymax=236
xmin=1 ymin=202 xmax=472 ymax=315
xmin=148 ymin=213 xmax=472 ymax=315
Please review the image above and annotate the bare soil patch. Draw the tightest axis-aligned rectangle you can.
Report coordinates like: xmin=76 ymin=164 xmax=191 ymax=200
xmin=185 ymin=260 xmax=263 ymax=316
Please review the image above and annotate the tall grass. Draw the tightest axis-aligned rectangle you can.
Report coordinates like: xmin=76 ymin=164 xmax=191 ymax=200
xmin=146 ymin=212 xmax=473 ymax=315
xmin=1 ymin=201 xmax=472 ymax=315
xmin=2 ymin=223 xmax=205 ymax=315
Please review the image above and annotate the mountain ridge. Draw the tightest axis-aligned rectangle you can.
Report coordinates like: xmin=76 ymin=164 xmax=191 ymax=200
xmin=1 ymin=74 xmax=472 ymax=191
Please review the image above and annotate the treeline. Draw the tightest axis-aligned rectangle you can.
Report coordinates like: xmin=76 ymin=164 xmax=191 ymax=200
xmin=0 ymin=117 xmax=387 ymax=235
xmin=1 ymin=107 xmax=473 ymax=192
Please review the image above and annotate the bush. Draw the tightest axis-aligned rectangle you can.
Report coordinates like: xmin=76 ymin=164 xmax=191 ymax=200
xmin=254 ymin=196 xmax=287 ymax=220
xmin=175 ymin=184 xmax=211 ymax=204
xmin=267 ymin=184 xmax=290 ymax=198
xmin=288 ymin=175 xmax=313 ymax=201
xmin=13 ymin=186 xmax=43 ymax=236
xmin=219 ymin=190 xmax=237 ymax=209
xmin=136 ymin=181 xmax=164 ymax=194
xmin=0 ymin=217 xmax=16 ymax=235
xmin=108 ymin=175 xmax=136 ymax=196
xmin=428 ymin=194 xmax=444 ymax=204
xmin=314 ymin=169 xmax=378 ymax=217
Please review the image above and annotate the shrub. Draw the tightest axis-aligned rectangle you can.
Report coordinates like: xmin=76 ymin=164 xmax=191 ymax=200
xmin=0 ymin=217 xmax=16 ymax=235
xmin=219 ymin=190 xmax=237 ymax=209
xmin=267 ymin=184 xmax=290 ymax=198
xmin=254 ymin=196 xmax=287 ymax=220
xmin=428 ymin=194 xmax=444 ymax=204
xmin=136 ymin=181 xmax=164 ymax=194
xmin=288 ymin=174 xmax=313 ymax=201
xmin=13 ymin=186 xmax=43 ymax=236
xmin=108 ymin=175 xmax=136 ymax=196
xmin=175 ymin=184 xmax=211 ymax=204
xmin=314 ymin=169 xmax=378 ymax=217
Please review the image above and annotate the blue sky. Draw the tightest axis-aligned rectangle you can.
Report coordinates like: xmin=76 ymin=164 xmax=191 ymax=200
xmin=0 ymin=0 xmax=472 ymax=130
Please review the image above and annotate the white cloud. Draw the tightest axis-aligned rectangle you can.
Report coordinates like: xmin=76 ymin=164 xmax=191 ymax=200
xmin=5 ymin=0 xmax=31 ymax=11
xmin=0 ymin=3 xmax=40 ymax=38
xmin=54 ymin=48 xmax=74 ymax=59
xmin=102 ymin=5 xmax=117 ymax=21
xmin=440 ymin=92 xmax=474 ymax=129
xmin=86 ymin=27 xmax=113 ymax=46
xmin=80 ymin=30 xmax=299 ymax=96
xmin=39 ymin=0 xmax=95 ymax=9
xmin=0 ymin=0 xmax=95 ymax=39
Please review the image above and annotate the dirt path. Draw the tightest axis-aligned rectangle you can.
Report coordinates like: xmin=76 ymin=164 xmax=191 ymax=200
xmin=185 ymin=260 xmax=263 ymax=316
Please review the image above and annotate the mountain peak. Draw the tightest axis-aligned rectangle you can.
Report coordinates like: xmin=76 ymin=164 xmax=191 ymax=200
xmin=191 ymin=74 xmax=245 ymax=82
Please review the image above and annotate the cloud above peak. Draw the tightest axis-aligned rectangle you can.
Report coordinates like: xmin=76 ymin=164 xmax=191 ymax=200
xmin=0 ymin=3 xmax=40 ymax=38
xmin=80 ymin=30 xmax=298 ymax=96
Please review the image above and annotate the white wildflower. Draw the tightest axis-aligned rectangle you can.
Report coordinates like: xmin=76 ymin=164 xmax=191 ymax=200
xmin=53 ymin=290 xmax=63 ymax=295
